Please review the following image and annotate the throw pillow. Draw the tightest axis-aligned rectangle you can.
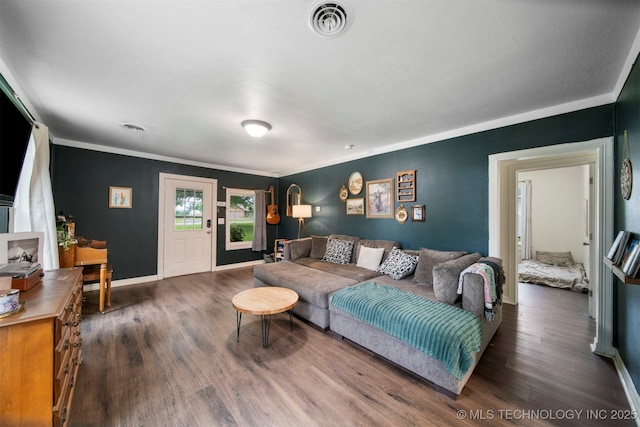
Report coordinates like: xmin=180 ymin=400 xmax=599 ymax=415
xmin=433 ymin=252 xmax=482 ymax=304
xmin=310 ymin=236 xmax=328 ymax=259
xmin=414 ymin=248 xmax=466 ymax=285
xmin=356 ymin=246 xmax=385 ymax=270
xmin=377 ymin=247 xmax=418 ymax=280
xmin=322 ymin=238 xmax=355 ymax=264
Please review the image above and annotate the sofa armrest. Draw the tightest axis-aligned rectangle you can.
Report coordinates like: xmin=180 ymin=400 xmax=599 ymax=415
xmin=284 ymin=238 xmax=312 ymax=261
xmin=461 ymin=274 xmax=485 ymax=318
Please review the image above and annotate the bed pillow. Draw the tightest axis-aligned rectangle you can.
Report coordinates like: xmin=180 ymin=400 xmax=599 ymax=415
xmin=377 ymin=248 xmax=419 ymax=280
xmin=536 ymin=251 xmax=574 ymax=266
xmin=322 ymin=238 xmax=355 ymax=264
xmin=414 ymin=248 xmax=467 ymax=285
xmin=356 ymin=246 xmax=385 ymax=271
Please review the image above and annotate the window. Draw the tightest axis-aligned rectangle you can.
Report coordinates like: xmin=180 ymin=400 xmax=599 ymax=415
xmin=225 ymin=188 xmax=255 ymax=250
xmin=175 ymin=188 xmax=203 ymax=230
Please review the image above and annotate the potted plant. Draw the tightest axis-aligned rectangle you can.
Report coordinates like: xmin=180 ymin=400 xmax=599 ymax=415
xmin=57 ymin=213 xmax=77 ymax=267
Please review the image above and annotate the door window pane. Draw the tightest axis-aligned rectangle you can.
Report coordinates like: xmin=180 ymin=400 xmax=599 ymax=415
xmin=175 ymin=188 xmax=204 ymax=230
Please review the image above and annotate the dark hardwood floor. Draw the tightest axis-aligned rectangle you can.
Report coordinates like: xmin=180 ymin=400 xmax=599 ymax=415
xmin=69 ymin=268 xmax=635 ymax=426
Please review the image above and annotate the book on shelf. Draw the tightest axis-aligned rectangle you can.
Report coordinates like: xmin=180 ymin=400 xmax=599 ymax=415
xmin=614 ymin=231 xmax=632 ymax=265
xmin=607 ymin=231 xmax=627 ymax=261
xmin=631 ymin=248 xmax=640 ymax=278
xmin=621 ymin=240 xmax=640 ymax=275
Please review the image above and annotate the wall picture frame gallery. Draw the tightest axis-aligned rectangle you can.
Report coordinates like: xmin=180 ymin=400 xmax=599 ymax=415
xmin=109 ymin=186 xmax=132 ymax=208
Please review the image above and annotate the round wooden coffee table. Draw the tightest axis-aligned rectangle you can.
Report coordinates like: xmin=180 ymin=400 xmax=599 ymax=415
xmin=232 ymin=286 xmax=299 ymax=348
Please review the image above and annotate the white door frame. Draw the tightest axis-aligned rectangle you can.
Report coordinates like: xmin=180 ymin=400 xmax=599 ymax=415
xmin=157 ymin=173 xmax=217 ymax=280
xmin=489 ymin=137 xmax=615 ymax=357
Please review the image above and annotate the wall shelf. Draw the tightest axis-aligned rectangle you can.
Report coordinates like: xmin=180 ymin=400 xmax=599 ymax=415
xmin=603 ymin=256 xmax=640 ymax=285
xmin=396 ymin=170 xmax=416 ymax=202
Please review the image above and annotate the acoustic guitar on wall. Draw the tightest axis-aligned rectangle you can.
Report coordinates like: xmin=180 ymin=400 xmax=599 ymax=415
xmin=266 ymin=186 xmax=280 ymax=225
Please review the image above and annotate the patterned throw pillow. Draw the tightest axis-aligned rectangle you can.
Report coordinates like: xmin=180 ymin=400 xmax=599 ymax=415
xmin=322 ymin=238 xmax=355 ymax=264
xmin=377 ymin=247 xmax=419 ymax=280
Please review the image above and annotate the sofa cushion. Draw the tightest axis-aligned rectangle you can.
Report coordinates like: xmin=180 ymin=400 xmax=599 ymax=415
xmin=432 ymin=253 xmax=482 ymax=304
xmin=414 ymin=248 xmax=467 ymax=286
xmin=377 ymin=248 xmax=419 ymax=280
xmin=356 ymin=246 xmax=385 ymax=270
xmin=310 ymin=235 xmax=328 ymax=259
xmin=323 ymin=238 xmax=355 ymax=264
xmin=286 ymin=237 xmax=312 ymax=260
xmin=295 ymin=257 xmax=383 ymax=282
xmin=254 ymin=261 xmax=358 ymax=308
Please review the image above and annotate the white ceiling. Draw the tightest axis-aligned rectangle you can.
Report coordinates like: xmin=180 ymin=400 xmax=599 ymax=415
xmin=0 ymin=1 xmax=639 ymax=177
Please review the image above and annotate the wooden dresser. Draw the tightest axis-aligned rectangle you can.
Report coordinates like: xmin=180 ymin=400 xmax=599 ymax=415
xmin=0 ymin=268 xmax=83 ymax=427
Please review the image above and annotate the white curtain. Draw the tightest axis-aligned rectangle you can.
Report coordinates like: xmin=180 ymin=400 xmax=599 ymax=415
xmin=13 ymin=123 xmax=59 ymax=269
xmin=518 ymin=180 xmax=532 ymax=260
xmin=252 ymin=189 xmax=267 ymax=251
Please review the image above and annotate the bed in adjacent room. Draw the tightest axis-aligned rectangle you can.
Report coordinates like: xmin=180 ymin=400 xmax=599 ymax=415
xmin=518 ymin=251 xmax=589 ymax=292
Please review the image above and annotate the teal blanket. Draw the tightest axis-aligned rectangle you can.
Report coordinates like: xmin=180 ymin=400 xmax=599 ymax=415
xmin=330 ymin=282 xmax=482 ymax=380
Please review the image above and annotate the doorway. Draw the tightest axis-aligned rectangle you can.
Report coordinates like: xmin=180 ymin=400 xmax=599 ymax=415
xmin=517 ymin=164 xmax=594 ymax=317
xmin=157 ymin=173 xmax=217 ymax=279
xmin=489 ymin=137 xmax=615 ymax=357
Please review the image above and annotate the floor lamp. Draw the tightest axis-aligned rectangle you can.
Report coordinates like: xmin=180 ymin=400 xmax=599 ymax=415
xmin=292 ymin=204 xmax=312 ymax=239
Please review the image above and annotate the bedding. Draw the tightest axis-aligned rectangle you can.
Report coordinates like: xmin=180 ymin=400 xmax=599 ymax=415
xmin=518 ymin=259 xmax=589 ymax=292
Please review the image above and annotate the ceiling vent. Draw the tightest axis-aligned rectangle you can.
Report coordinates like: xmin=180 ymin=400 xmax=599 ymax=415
xmin=308 ymin=1 xmax=352 ymax=38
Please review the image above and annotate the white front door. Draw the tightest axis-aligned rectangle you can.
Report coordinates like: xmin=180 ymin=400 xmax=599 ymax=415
xmin=159 ymin=174 xmax=216 ymax=278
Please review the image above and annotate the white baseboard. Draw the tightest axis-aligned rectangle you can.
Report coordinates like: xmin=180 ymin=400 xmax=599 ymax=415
xmin=82 ymin=260 xmax=264 ymax=291
xmin=82 ymin=274 xmax=158 ymax=292
xmin=613 ymin=350 xmax=640 ymax=426
xmin=215 ymin=259 xmax=264 ymax=271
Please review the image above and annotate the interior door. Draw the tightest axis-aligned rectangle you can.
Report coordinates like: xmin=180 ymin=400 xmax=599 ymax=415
xmin=161 ymin=176 xmax=215 ymax=278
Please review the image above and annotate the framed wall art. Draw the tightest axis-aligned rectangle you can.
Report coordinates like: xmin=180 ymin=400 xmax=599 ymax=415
xmin=346 ymin=198 xmax=364 ymax=215
xmin=411 ymin=204 xmax=425 ymax=222
xmin=109 ymin=186 xmax=132 ymax=208
xmin=348 ymin=171 xmax=363 ymax=195
xmin=366 ymin=178 xmax=394 ymax=219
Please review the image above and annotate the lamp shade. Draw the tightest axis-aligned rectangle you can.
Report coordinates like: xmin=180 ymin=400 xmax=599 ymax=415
xmin=292 ymin=204 xmax=312 ymax=219
xmin=241 ymin=120 xmax=271 ymax=137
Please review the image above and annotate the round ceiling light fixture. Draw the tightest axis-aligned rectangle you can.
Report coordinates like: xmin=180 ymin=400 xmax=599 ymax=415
xmin=241 ymin=120 xmax=272 ymax=138
xmin=308 ymin=1 xmax=352 ymax=38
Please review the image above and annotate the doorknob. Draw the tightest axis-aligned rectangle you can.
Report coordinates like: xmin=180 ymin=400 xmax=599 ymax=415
xmin=583 ymin=242 xmax=590 ymax=246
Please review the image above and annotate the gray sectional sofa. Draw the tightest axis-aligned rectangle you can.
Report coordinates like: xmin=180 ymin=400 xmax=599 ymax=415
xmin=252 ymin=234 xmax=503 ymax=397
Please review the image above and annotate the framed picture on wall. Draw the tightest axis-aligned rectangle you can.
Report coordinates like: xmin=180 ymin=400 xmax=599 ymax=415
xmin=109 ymin=186 xmax=132 ymax=208
xmin=346 ymin=198 xmax=364 ymax=215
xmin=366 ymin=178 xmax=394 ymax=219
xmin=411 ymin=205 xmax=425 ymax=222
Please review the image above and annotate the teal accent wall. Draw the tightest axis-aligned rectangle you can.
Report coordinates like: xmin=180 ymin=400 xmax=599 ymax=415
xmin=51 ymin=146 xmax=277 ymax=279
xmin=279 ymin=105 xmax=614 ymax=254
xmin=614 ymin=52 xmax=640 ymax=393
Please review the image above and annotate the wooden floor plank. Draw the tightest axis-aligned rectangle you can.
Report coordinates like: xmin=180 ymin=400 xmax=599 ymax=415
xmin=69 ymin=269 xmax=635 ymax=426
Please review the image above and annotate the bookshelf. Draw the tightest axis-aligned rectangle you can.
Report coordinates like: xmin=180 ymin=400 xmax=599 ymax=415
xmin=274 ymin=239 xmax=287 ymax=262
xmin=603 ymin=256 xmax=640 ymax=285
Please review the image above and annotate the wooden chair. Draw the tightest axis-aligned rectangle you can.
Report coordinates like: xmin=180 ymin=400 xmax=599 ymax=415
xmin=81 ymin=263 xmax=113 ymax=313
xmin=74 ymin=239 xmax=112 ymax=313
